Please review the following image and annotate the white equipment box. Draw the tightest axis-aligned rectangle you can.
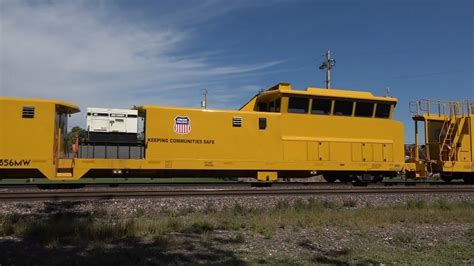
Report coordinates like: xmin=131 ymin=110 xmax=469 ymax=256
xmin=86 ymin=107 xmax=138 ymax=133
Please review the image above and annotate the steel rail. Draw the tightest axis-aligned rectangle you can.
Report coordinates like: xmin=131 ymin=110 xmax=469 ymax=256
xmin=1 ymin=187 xmax=474 ymax=201
xmin=0 ymin=180 xmax=468 ymax=189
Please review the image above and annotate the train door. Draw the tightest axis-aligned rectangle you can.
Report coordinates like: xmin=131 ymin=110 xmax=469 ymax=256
xmin=54 ymin=107 xmax=70 ymax=161
xmin=140 ymin=110 xmax=146 ymax=159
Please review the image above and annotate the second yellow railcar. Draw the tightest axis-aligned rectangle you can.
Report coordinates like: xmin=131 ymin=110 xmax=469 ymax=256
xmin=407 ymin=99 xmax=474 ymax=182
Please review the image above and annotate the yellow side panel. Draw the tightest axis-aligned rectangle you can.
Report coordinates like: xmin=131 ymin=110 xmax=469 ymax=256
xmin=330 ymin=142 xmax=351 ymax=162
xmin=0 ymin=106 xmax=4 ymax=156
xmin=318 ymin=142 xmax=329 ymax=161
xmin=471 ymin=116 xmax=474 ymax=165
xmin=280 ymin=113 xmax=405 ymax=168
xmin=0 ymin=100 xmax=54 ymax=160
xmin=283 ymin=141 xmax=307 ymax=161
xmin=307 ymin=142 xmax=318 ymax=161
xmin=351 ymin=143 xmax=362 ymax=162
xmin=458 ymin=130 xmax=471 ymax=162
xmin=383 ymin=144 xmax=393 ymax=162
xmin=362 ymin=143 xmax=373 ymax=162
xmin=144 ymin=108 xmax=283 ymax=162
xmin=373 ymin=144 xmax=384 ymax=162
xmin=0 ymin=98 xmax=58 ymax=179
xmin=459 ymin=151 xmax=470 ymax=162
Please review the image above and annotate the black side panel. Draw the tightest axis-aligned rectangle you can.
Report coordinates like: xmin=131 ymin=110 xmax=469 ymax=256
xmin=88 ymin=132 xmax=137 ymax=142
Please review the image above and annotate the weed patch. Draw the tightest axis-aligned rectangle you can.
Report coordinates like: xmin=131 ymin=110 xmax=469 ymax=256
xmin=135 ymin=208 xmax=145 ymax=217
xmin=392 ymin=233 xmax=414 ymax=244
xmin=182 ymin=220 xmax=214 ymax=234
xmin=406 ymin=198 xmax=427 ymax=209
xmin=1 ymin=199 xmax=472 ymax=247
xmin=230 ymin=232 xmax=245 ymax=244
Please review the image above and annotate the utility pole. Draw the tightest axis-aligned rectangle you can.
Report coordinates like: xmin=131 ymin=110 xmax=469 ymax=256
xmin=201 ymin=89 xmax=208 ymax=109
xmin=319 ymin=50 xmax=336 ymax=89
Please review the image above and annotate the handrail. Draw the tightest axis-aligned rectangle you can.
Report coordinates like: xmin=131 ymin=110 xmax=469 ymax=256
xmin=409 ymin=99 xmax=473 ymax=117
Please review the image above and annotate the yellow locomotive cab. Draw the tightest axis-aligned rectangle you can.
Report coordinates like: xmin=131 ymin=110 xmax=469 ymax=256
xmin=0 ymin=97 xmax=79 ymax=179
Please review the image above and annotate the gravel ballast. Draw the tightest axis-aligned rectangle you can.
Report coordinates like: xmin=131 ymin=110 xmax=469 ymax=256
xmin=0 ymin=192 xmax=473 ymax=217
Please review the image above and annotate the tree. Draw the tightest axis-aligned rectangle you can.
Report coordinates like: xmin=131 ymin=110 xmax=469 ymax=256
xmin=67 ymin=126 xmax=87 ymax=147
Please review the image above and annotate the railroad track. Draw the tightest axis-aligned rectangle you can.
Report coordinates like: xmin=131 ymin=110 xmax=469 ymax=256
xmin=1 ymin=186 xmax=474 ymax=201
xmin=0 ymin=180 xmax=469 ymax=190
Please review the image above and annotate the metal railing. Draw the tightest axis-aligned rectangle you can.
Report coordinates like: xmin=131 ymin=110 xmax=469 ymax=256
xmin=409 ymin=99 xmax=473 ymax=117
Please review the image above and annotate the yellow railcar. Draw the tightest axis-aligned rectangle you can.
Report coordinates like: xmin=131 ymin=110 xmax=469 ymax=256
xmin=1 ymin=83 xmax=407 ymax=182
xmin=407 ymin=99 xmax=474 ymax=182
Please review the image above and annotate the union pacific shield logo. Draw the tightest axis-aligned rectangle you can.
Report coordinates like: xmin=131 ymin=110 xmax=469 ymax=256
xmin=173 ymin=116 xmax=191 ymax=134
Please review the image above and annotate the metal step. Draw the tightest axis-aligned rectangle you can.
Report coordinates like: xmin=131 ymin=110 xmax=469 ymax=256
xmin=56 ymin=168 xmax=73 ymax=178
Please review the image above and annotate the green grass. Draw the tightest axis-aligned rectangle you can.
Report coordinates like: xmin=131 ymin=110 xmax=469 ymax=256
xmin=1 ymin=199 xmax=473 ymax=245
xmin=242 ymin=242 xmax=474 ymax=265
xmin=349 ymin=242 xmax=474 ymax=265
xmin=0 ymin=198 xmax=473 ymax=265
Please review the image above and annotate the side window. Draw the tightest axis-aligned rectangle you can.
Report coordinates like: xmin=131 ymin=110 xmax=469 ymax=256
xmin=333 ymin=100 xmax=353 ymax=116
xmin=257 ymin=102 xmax=267 ymax=112
xmin=311 ymin=98 xmax=332 ymax=115
xmin=269 ymin=99 xmax=281 ymax=113
xmin=375 ymin=103 xmax=391 ymax=118
xmin=275 ymin=99 xmax=281 ymax=112
xmin=355 ymin=102 xmax=374 ymax=117
xmin=288 ymin=97 xmax=309 ymax=114
xmin=269 ymin=101 xmax=275 ymax=112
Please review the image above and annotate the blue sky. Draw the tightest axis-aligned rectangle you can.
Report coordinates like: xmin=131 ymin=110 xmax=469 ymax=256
xmin=1 ymin=0 xmax=472 ymax=142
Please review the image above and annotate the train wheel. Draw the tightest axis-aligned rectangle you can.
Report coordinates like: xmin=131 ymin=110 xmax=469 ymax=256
xmin=352 ymin=176 xmax=368 ymax=186
xmin=323 ymin=174 xmax=337 ymax=183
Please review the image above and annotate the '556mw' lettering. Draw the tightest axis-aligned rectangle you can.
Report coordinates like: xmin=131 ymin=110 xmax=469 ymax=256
xmin=0 ymin=159 xmax=31 ymax=167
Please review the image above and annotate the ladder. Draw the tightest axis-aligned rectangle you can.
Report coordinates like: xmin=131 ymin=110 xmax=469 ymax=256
xmin=448 ymin=117 xmax=466 ymax=160
xmin=439 ymin=117 xmax=466 ymax=162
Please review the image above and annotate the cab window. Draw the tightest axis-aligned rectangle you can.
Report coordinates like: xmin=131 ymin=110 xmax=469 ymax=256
xmin=288 ymin=97 xmax=309 ymax=114
xmin=257 ymin=102 xmax=267 ymax=112
xmin=269 ymin=99 xmax=281 ymax=112
xmin=275 ymin=99 xmax=281 ymax=112
xmin=333 ymin=100 xmax=353 ymax=116
xmin=355 ymin=102 xmax=374 ymax=117
xmin=375 ymin=103 xmax=391 ymax=118
xmin=311 ymin=98 xmax=332 ymax=115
